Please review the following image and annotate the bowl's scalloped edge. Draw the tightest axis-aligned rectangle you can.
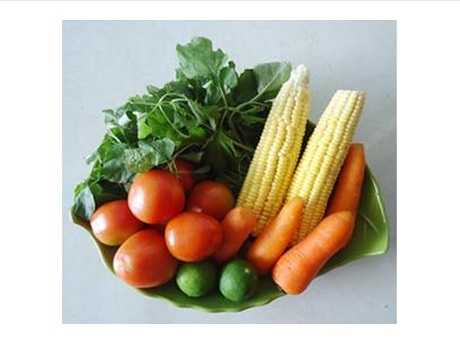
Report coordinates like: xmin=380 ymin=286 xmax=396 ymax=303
xmin=135 ymin=287 xmax=285 ymax=313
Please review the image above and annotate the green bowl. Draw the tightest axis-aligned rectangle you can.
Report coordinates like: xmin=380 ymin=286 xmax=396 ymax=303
xmin=70 ymin=165 xmax=389 ymax=313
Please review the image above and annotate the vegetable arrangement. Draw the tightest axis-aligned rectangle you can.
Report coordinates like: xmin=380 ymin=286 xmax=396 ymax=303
xmin=72 ymin=37 xmax=292 ymax=221
xmin=72 ymin=37 xmax=388 ymax=309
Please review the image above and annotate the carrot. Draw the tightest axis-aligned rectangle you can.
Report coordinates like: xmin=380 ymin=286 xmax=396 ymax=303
xmin=326 ymin=143 xmax=366 ymax=225
xmin=212 ymin=207 xmax=257 ymax=264
xmin=246 ymin=197 xmax=304 ymax=275
xmin=272 ymin=211 xmax=354 ymax=295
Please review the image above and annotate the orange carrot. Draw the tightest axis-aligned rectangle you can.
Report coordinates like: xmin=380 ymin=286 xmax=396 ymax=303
xmin=272 ymin=211 xmax=354 ymax=295
xmin=212 ymin=207 xmax=257 ymax=264
xmin=326 ymin=143 xmax=366 ymax=224
xmin=246 ymin=197 xmax=304 ymax=275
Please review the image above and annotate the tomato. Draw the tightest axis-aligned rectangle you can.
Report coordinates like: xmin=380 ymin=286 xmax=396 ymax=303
xmin=173 ymin=159 xmax=196 ymax=192
xmin=90 ymin=200 xmax=143 ymax=246
xmin=128 ymin=170 xmax=185 ymax=224
xmin=165 ymin=212 xmax=223 ymax=262
xmin=113 ymin=229 xmax=179 ymax=288
xmin=187 ymin=181 xmax=235 ymax=220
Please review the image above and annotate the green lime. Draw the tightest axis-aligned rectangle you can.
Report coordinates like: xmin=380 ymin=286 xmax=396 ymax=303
xmin=176 ymin=260 xmax=218 ymax=297
xmin=219 ymin=259 xmax=259 ymax=302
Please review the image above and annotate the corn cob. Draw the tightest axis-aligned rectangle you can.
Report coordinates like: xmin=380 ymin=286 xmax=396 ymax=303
xmin=287 ymin=89 xmax=365 ymax=245
xmin=237 ymin=65 xmax=310 ymax=236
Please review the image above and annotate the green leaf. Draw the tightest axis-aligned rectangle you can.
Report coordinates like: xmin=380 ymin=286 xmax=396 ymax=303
xmin=163 ymin=80 xmax=192 ymax=97
xmin=203 ymin=105 xmax=221 ymax=131
xmin=253 ymin=62 xmax=292 ymax=100
xmin=92 ymin=181 xmax=127 ymax=208
xmin=186 ymin=99 xmax=209 ymax=123
xmin=240 ymin=112 xmax=268 ymax=125
xmin=123 ymin=147 xmax=154 ymax=173
xmin=88 ymin=160 xmax=103 ymax=181
xmin=94 ymin=134 xmax=115 ymax=158
xmin=102 ymin=143 xmax=133 ymax=183
xmin=103 ymin=108 xmax=138 ymax=144
xmin=145 ymin=138 xmax=175 ymax=163
xmin=138 ymin=117 xmax=152 ymax=139
xmin=176 ymin=37 xmax=228 ymax=80
xmin=178 ymin=151 xmax=205 ymax=164
xmin=188 ymin=126 xmax=207 ymax=140
xmin=233 ymin=69 xmax=258 ymax=103
xmin=146 ymin=85 xmax=160 ymax=95
xmin=147 ymin=110 xmax=170 ymax=138
xmin=72 ymin=183 xmax=95 ymax=220
xmin=72 ymin=179 xmax=128 ymax=221
xmin=127 ymin=94 xmax=157 ymax=113
xmin=192 ymin=164 xmax=211 ymax=175
xmin=220 ymin=65 xmax=238 ymax=92
xmin=123 ymin=138 xmax=176 ymax=174
xmin=205 ymin=139 xmax=228 ymax=176
xmin=217 ymin=131 xmax=239 ymax=158
xmin=204 ymin=82 xmax=222 ymax=105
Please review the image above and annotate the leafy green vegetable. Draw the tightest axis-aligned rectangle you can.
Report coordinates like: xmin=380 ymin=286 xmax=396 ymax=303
xmin=253 ymin=62 xmax=292 ymax=100
xmin=72 ymin=37 xmax=292 ymax=220
xmin=176 ymin=37 xmax=229 ymax=80
xmin=123 ymin=138 xmax=175 ymax=173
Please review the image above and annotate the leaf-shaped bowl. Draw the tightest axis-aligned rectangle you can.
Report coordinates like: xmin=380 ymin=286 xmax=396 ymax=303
xmin=70 ymin=163 xmax=389 ymax=313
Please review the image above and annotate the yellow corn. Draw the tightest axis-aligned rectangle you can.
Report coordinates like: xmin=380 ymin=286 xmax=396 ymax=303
xmin=237 ymin=65 xmax=310 ymax=236
xmin=287 ymin=89 xmax=365 ymax=245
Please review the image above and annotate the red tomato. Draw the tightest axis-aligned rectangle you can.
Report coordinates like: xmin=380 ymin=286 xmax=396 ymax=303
xmin=187 ymin=181 xmax=235 ymax=220
xmin=165 ymin=212 xmax=223 ymax=262
xmin=90 ymin=200 xmax=143 ymax=246
xmin=128 ymin=170 xmax=185 ymax=224
xmin=113 ymin=229 xmax=179 ymax=288
xmin=173 ymin=159 xmax=196 ymax=192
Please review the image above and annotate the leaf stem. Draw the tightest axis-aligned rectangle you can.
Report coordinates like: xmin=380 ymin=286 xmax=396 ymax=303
xmin=227 ymin=135 xmax=254 ymax=153
xmin=158 ymin=105 xmax=188 ymax=138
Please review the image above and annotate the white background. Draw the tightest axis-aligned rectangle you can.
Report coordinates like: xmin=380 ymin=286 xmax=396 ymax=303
xmin=62 ymin=20 xmax=396 ymax=324
xmin=1 ymin=0 xmax=459 ymax=341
